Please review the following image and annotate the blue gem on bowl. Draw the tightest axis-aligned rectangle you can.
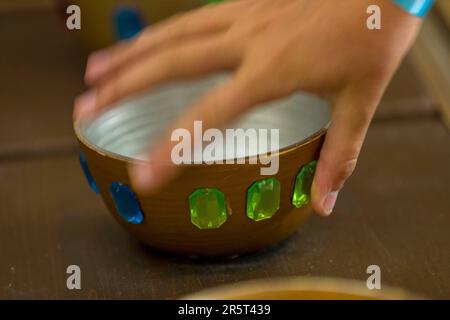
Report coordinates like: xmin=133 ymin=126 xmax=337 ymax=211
xmin=109 ymin=182 xmax=144 ymax=224
xmin=79 ymin=151 xmax=99 ymax=194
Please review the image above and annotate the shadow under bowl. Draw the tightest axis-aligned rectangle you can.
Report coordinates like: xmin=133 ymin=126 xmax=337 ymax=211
xmin=74 ymin=74 xmax=331 ymax=257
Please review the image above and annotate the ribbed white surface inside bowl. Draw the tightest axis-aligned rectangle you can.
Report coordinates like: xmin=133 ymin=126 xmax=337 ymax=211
xmin=80 ymin=74 xmax=330 ymax=161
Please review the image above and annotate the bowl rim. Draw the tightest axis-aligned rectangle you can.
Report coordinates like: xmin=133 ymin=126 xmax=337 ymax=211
xmin=74 ymin=118 xmax=329 ymax=166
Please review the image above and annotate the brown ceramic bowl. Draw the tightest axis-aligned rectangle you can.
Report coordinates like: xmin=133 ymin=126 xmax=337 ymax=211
xmin=74 ymin=74 xmax=330 ymax=257
xmin=182 ymin=277 xmax=422 ymax=300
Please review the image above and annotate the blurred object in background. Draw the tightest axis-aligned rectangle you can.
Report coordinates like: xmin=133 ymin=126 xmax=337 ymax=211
xmin=182 ymin=277 xmax=422 ymax=300
xmin=409 ymin=0 xmax=450 ymax=128
xmin=57 ymin=0 xmax=207 ymax=50
xmin=112 ymin=5 xmax=146 ymax=40
xmin=436 ymin=0 xmax=450 ymax=29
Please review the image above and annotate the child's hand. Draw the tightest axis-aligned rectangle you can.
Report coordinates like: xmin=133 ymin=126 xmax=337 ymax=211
xmin=74 ymin=0 xmax=421 ymax=216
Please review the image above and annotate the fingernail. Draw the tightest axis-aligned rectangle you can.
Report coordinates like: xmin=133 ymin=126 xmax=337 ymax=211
xmin=128 ymin=162 xmax=154 ymax=192
xmin=74 ymin=90 xmax=96 ymax=120
xmin=85 ymin=50 xmax=110 ymax=83
xmin=322 ymin=191 xmax=338 ymax=216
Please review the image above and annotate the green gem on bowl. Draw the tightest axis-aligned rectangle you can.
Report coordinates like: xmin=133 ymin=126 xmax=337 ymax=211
xmin=292 ymin=160 xmax=317 ymax=208
xmin=247 ymin=177 xmax=281 ymax=221
xmin=189 ymin=188 xmax=228 ymax=229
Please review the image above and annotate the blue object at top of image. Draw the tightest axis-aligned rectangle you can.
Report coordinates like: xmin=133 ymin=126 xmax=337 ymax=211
xmin=393 ymin=0 xmax=435 ymax=17
xmin=113 ymin=6 xmax=146 ymax=40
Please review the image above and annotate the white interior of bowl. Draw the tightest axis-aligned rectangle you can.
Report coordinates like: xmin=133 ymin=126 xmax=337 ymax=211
xmin=78 ymin=74 xmax=331 ymax=161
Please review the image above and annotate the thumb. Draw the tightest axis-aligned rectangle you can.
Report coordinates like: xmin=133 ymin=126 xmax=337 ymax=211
xmin=311 ymin=86 xmax=380 ymax=216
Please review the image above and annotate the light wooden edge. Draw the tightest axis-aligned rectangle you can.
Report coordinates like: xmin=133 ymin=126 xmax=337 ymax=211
xmin=409 ymin=10 xmax=450 ymax=129
xmin=436 ymin=0 xmax=450 ymax=29
xmin=181 ymin=277 xmax=424 ymax=300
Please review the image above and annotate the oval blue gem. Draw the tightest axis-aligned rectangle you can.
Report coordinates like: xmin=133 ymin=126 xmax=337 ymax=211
xmin=113 ymin=6 xmax=145 ymax=40
xmin=79 ymin=152 xmax=99 ymax=194
xmin=109 ymin=182 xmax=144 ymax=224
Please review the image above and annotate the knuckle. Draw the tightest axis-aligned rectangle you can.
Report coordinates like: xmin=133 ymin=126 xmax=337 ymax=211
xmin=335 ymin=157 xmax=358 ymax=187
xmin=321 ymin=155 xmax=359 ymax=191
xmin=130 ymin=31 xmax=148 ymax=49
xmin=166 ymin=12 xmax=185 ymax=26
xmin=97 ymin=76 xmax=121 ymax=106
xmin=167 ymin=13 xmax=197 ymax=39
xmin=160 ymin=50 xmax=179 ymax=76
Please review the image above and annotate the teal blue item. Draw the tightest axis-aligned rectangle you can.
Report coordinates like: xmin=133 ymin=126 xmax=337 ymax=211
xmin=113 ymin=6 xmax=146 ymax=40
xmin=393 ymin=0 xmax=434 ymax=17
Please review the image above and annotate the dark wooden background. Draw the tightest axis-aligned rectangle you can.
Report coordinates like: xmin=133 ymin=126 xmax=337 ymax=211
xmin=0 ymin=8 xmax=449 ymax=299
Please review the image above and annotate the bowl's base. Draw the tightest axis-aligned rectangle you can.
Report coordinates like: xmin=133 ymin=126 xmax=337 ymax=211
xmin=141 ymin=226 xmax=304 ymax=260
xmin=119 ymin=208 xmax=312 ymax=258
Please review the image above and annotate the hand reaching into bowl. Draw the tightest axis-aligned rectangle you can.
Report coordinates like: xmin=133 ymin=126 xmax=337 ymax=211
xmin=74 ymin=0 xmax=422 ymax=216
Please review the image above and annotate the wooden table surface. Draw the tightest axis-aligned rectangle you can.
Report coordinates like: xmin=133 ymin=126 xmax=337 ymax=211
xmin=0 ymin=8 xmax=449 ymax=300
